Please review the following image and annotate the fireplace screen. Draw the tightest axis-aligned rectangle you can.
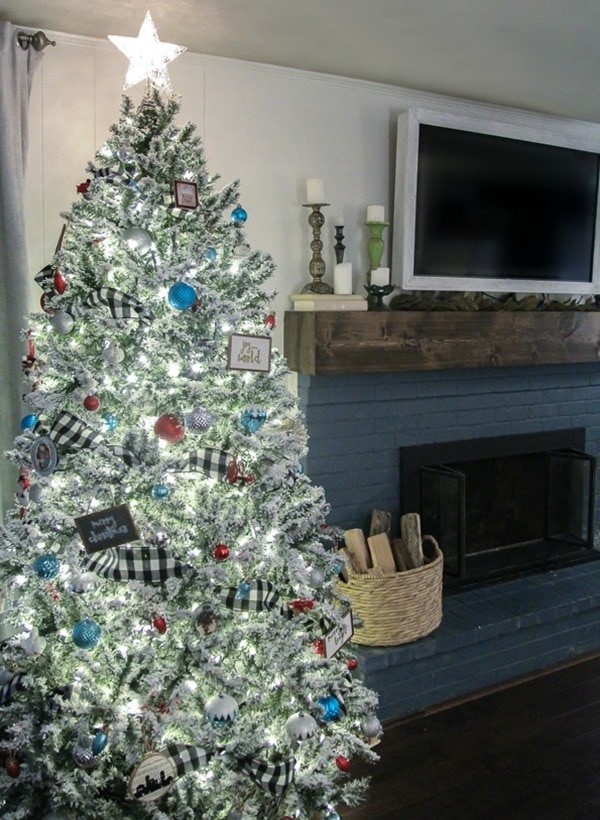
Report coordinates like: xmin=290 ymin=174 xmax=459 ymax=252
xmin=402 ymin=429 xmax=597 ymax=583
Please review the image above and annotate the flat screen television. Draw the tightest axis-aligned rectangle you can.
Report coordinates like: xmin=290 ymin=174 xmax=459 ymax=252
xmin=393 ymin=106 xmax=600 ymax=294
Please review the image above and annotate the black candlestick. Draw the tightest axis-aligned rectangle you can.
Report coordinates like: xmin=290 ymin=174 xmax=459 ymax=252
xmin=334 ymin=225 xmax=346 ymax=264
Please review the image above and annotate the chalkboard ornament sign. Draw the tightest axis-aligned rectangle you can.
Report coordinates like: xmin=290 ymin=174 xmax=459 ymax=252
xmin=75 ymin=504 xmax=140 ymax=554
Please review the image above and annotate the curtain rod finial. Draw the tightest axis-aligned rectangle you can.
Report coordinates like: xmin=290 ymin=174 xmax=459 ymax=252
xmin=16 ymin=30 xmax=56 ymax=51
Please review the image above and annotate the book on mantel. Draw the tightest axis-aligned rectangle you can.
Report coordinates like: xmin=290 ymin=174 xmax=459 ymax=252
xmin=291 ymin=293 xmax=368 ymax=311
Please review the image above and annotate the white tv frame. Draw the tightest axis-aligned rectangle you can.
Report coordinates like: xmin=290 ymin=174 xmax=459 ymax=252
xmin=393 ymin=105 xmax=600 ymax=295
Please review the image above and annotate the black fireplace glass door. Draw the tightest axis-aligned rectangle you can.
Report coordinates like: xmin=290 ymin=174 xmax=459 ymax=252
xmin=421 ymin=465 xmax=465 ymax=577
xmin=546 ymin=449 xmax=596 ymax=548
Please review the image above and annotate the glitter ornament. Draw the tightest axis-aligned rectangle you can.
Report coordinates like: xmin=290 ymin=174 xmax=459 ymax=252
xmin=239 ymin=407 xmax=267 ymax=434
xmin=102 ymin=412 xmax=119 ymax=432
xmin=361 ymin=714 xmax=383 ymax=738
xmin=154 ymin=413 xmax=185 ymax=443
xmin=335 ymin=755 xmax=350 ymax=773
xmin=122 ymin=226 xmax=152 ymax=254
xmin=213 ymin=543 xmax=230 ymax=561
xmin=168 ymin=281 xmax=196 ymax=310
xmin=184 ymin=406 xmax=213 ymax=434
xmin=50 ymin=311 xmax=74 ymax=335
xmin=204 ymin=693 xmax=238 ymax=723
xmin=20 ymin=413 xmax=38 ymax=430
xmin=83 ymin=395 xmax=100 ymax=412
xmin=151 ymin=483 xmax=170 ymax=500
xmin=285 ymin=712 xmax=318 ymax=741
xmin=317 ymin=695 xmax=345 ymax=722
xmin=53 ymin=270 xmax=67 ymax=295
xmin=72 ymin=744 xmax=99 ymax=769
xmin=102 ymin=342 xmax=125 ymax=365
xmin=231 ymin=206 xmax=247 ymax=224
xmin=92 ymin=731 xmax=109 ymax=756
xmin=6 ymin=758 xmax=20 ymax=778
xmin=153 ymin=616 xmax=167 ymax=634
xmin=72 ymin=618 xmax=102 ymax=650
xmin=33 ymin=554 xmax=60 ymax=580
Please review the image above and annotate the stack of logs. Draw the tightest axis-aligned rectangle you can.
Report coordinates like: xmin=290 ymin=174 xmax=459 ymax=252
xmin=341 ymin=511 xmax=425 ymax=577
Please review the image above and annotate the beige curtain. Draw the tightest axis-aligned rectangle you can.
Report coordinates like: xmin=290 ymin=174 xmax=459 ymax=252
xmin=0 ymin=22 xmax=43 ymax=520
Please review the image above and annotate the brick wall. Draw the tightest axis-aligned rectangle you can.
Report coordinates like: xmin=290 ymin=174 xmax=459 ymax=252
xmin=299 ymin=362 xmax=600 ymax=532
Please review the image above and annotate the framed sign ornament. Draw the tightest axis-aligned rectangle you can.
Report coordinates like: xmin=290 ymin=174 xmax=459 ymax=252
xmin=227 ymin=333 xmax=272 ymax=373
xmin=173 ymin=180 xmax=198 ymax=210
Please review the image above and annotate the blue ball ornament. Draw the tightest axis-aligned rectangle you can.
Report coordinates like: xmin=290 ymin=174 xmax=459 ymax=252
xmin=91 ymin=731 xmax=109 ymax=756
xmin=231 ymin=206 xmax=248 ymax=224
xmin=72 ymin=618 xmax=102 ymax=650
xmin=20 ymin=413 xmax=38 ymax=431
xmin=102 ymin=413 xmax=119 ymax=433
xmin=239 ymin=408 xmax=267 ymax=434
xmin=33 ymin=554 xmax=60 ymax=580
xmin=317 ymin=695 xmax=345 ymax=722
xmin=151 ymin=483 xmax=170 ymax=500
xmin=168 ymin=282 xmax=197 ymax=311
xmin=204 ymin=247 xmax=217 ymax=263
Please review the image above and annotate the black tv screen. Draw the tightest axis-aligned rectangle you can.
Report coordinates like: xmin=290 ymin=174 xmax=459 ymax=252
xmin=394 ymin=107 xmax=600 ymax=294
xmin=415 ymin=124 xmax=599 ymax=283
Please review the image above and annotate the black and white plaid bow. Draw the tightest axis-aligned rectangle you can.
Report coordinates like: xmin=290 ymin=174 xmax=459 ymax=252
xmin=221 ymin=580 xmax=289 ymax=618
xmin=164 ymin=743 xmax=210 ymax=777
xmin=48 ymin=412 xmax=140 ymax=467
xmin=82 ymin=287 xmax=153 ymax=325
xmin=240 ymin=756 xmax=295 ymax=796
xmin=0 ymin=672 xmax=24 ymax=705
xmin=169 ymin=448 xmax=232 ymax=481
xmin=34 ymin=264 xmax=54 ymax=295
xmin=83 ymin=545 xmax=190 ymax=583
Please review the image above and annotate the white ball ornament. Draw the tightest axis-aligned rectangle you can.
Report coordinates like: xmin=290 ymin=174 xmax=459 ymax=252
xmin=204 ymin=693 xmax=238 ymax=723
xmin=102 ymin=342 xmax=125 ymax=365
xmin=122 ymin=226 xmax=153 ymax=254
xmin=285 ymin=711 xmax=318 ymax=741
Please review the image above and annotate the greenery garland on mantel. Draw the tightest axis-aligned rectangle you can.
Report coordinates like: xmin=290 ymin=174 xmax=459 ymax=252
xmin=389 ymin=291 xmax=600 ymax=312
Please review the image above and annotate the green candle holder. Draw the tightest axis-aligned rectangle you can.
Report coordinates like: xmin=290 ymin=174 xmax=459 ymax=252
xmin=366 ymin=220 xmax=390 ymax=272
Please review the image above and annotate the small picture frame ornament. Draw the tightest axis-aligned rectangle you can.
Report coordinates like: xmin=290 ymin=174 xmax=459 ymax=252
xmin=227 ymin=333 xmax=272 ymax=373
xmin=129 ymin=752 xmax=176 ymax=802
xmin=173 ymin=180 xmax=198 ymax=210
xmin=30 ymin=436 xmax=59 ymax=476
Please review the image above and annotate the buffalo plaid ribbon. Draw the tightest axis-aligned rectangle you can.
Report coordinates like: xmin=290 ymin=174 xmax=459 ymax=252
xmin=221 ymin=580 xmax=290 ymax=619
xmin=239 ymin=756 xmax=295 ymax=796
xmin=83 ymin=545 xmax=190 ymax=583
xmin=164 ymin=743 xmax=210 ymax=777
xmin=34 ymin=264 xmax=54 ymax=294
xmin=48 ymin=412 xmax=140 ymax=467
xmin=0 ymin=673 xmax=24 ymax=706
xmin=82 ymin=287 xmax=153 ymax=325
xmin=169 ymin=448 xmax=232 ymax=481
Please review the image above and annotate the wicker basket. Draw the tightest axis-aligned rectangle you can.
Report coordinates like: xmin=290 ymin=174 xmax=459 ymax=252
xmin=341 ymin=536 xmax=443 ymax=647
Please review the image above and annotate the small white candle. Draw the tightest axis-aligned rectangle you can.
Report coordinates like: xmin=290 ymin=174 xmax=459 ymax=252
xmin=333 ymin=215 xmax=344 ymax=227
xmin=333 ymin=263 xmax=353 ymax=294
xmin=367 ymin=204 xmax=385 ymax=223
xmin=370 ymin=267 xmax=389 ymax=287
xmin=306 ymin=178 xmax=325 ymax=204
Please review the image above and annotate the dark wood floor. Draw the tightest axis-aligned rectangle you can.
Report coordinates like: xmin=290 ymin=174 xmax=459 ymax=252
xmin=344 ymin=653 xmax=600 ymax=820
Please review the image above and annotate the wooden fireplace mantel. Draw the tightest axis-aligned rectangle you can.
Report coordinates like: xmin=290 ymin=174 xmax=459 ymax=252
xmin=283 ymin=310 xmax=600 ymax=375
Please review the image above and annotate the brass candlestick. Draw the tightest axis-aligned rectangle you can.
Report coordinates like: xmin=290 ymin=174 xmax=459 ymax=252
xmin=302 ymin=203 xmax=333 ymax=294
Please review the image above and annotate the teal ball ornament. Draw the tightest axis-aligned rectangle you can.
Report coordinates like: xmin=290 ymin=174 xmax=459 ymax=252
xmin=231 ymin=206 xmax=247 ymax=224
xmin=33 ymin=554 xmax=60 ymax=580
xmin=20 ymin=414 xmax=38 ymax=431
xmin=317 ymin=695 xmax=345 ymax=722
xmin=91 ymin=731 xmax=108 ymax=756
xmin=168 ymin=282 xmax=196 ymax=310
xmin=204 ymin=247 xmax=217 ymax=262
xmin=239 ymin=408 xmax=267 ymax=434
xmin=151 ymin=483 xmax=170 ymax=500
xmin=72 ymin=618 xmax=102 ymax=650
xmin=102 ymin=413 xmax=119 ymax=432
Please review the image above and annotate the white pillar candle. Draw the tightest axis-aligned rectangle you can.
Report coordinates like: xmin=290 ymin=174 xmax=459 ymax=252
xmin=333 ymin=262 xmax=353 ymax=294
xmin=306 ymin=178 xmax=325 ymax=203
xmin=333 ymin=215 xmax=344 ymax=227
xmin=367 ymin=204 xmax=385 ymax=222
xmin=370 ymin=267 xmax=390 ymax=287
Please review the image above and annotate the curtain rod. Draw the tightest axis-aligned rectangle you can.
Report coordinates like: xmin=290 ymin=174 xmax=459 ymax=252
xmin=16 ymin=29 xmax=56 ymax=51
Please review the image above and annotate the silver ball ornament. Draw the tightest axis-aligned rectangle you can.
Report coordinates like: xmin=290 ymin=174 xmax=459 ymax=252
xmin=184 ymin=406 xmax=214 ymax=434
xmin=361 ymin=714 xmax=383 ymax=738
xmin=122 ymin=226 xmax=152 ymax=254
xmin=101 ymin=342 xmax=125 ymax=365
xmin=70 ymin=572 xmax=99 ymax=594
xmin=117 ymin=145 xmax=135 ymax=163
xmin=309 ymin=566 xmax=325 ymax=588
xmin=49 ymin=311 xmax=74 ymax=335
xmin=72 ymin=744 xmax=99 ymax=769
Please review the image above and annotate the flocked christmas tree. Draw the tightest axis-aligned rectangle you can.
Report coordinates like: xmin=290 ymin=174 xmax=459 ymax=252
xmin=0 ymin=14 xmax=380 ymax=820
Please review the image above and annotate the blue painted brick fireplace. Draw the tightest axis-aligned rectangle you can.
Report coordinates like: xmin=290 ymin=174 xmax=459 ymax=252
xmin=298 ymin=362 xmax=600 ymax=719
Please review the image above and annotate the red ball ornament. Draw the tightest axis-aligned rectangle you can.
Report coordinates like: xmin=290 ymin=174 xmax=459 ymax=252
xmin=314 ymin=639 xmax=325 ymax=656
xmin=347 ymin=658 xmax=359 ymax=671
xmin=83 ymin=395 xmax=100 ymax=412
xmin=264 ymin=312 xmax=276 ymax=330
xmin=335 ymin=755 xmax=351 ymax=773
xmin=6 ymin=758 xmax=20 ymax=778
xmin=152 ymin=616 xmax=167 ymax=634
xmin=53 ymin=270 xmax=67 ymax=295
xmin=289 ymin=599 xmax=314 ymax=614
xmin=213 ymin=544 xmax=230 ymax=561
xmin=154 ymin=413 xmax=185 ymax=444
xmin=40 ymin=293 xmax=54 ymax=315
